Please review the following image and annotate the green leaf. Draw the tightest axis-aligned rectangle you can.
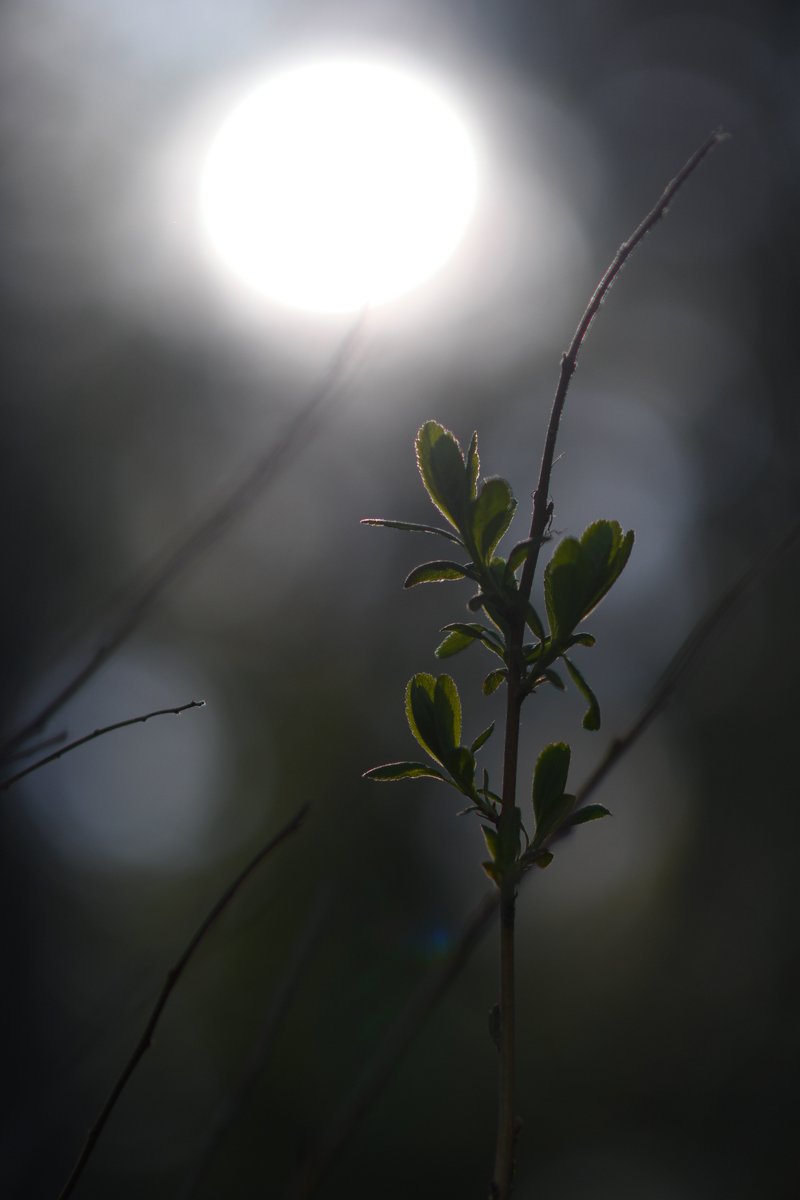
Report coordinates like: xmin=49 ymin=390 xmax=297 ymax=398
xmin=440 ymin=622 xmax=505 ymax=658
xmin=568 ymin=632 xmax=596 ymax=648
xmin=360 ymin=518 xmax=464 ymax=546
xmin=483 ymin=668 xmax=507 ymax=695
xmin=563 ymin=655 xmax=601 ymax=731
xmin=566 ymin=804 xmax=611 ymax=827
xmin=363 ymin=761 xmax=448 ymax=783
xmin=470 ymin=477 xmax=517 ymax=561
xmin=532 ymin=742 xmax=572 ymax=845
xmin=466 ymin=431 xmax=480 ymax=499
xmin=577 ymin=520 xmax=634 ymax=618
xmin=434 ymin=674 xmax=462 ymax=758
xmin=544 ymin=537 xmax=590 ymax=642
xmin=435 ymin=629 xmax=475 ymax=658
xmin=544 ymin=522 xmax=634 ymax=640
xmin=449 ymin=745 xmax=476 ymax=793
xmin=415 ymin=421 xmax=469 ymax=532
xmin=508 ymin=539 xmax=535 ymax=572
xmin=403 ymin=560 xmax=476 ymax=588
xmin=470 ymin=722 xmax=495 ymax=753
xmin=541 ymin=668 xmax=565 ymax=690
xmin=482 ymin=824 xmax=498 ymax=858
xmin=405 ymin=674 xmax=441 ymax=762
xmin=535 ymin=850 xmax=554 ymax=869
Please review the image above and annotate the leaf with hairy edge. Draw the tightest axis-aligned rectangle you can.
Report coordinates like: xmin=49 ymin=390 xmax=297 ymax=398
xmin=470 ymin=477 xmax=517 ymax=562
xmin=405 ymin=674 xmax=441 ymax=762
xmin=403 ymin=560 xmax=477 ymax=588
xmin=508 ymin=539 xmax=535 ymax=572
xmin=566 ymin=804 xmax=611 ymax=827
xmin=532 ymin=742 xmax=571 ymax=830
xmin=415 ymin=421 xmax=469 ymax=532
xmin=440 ymin=622 xmax=505 ymax=657
xmin=360 ymin=518 xmax=464 ymax=546
xmin=466 ymin=431 xmax=480 ymax=499
xmin=563 ymin=655 xmax=601 ymax=731
xmin=433 ymin=674 xmax=461 ymax=758
xmin=435 ymin=629 xmax=475 ymax=658
xmin=364 ymin=762 xmax=448 ymax=783
xmin=470 ymin=722 xmax=495 ymax=754
xmin=483 ymin=668 xmax=507 ymax=696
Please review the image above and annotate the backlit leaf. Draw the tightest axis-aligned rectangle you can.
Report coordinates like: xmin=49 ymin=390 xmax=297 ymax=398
xmin=360 ymin=518 xmax=465 ymax=546
xmin=415 ymin=421 xmax=469 ymax=532
xmin=403 ymin=560 xmax=476 ymax=588
xmin=563 ymin=655 xmax=601 ymax=731
xmin=363 ymin=761 xmax=448 ymax=783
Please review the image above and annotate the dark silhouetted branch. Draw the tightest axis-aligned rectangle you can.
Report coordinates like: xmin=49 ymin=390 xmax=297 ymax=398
xmin=1 ymin=701 xmax=204 ymax=792
xmin=56 ymin=803 xmax=311 ymax=1200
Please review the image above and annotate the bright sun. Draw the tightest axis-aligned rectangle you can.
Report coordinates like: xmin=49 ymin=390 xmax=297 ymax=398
xmin=199 ymin=58 xmax=479 ymax=313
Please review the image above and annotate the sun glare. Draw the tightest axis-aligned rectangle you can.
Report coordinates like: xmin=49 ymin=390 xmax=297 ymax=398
xmin=199 ymin=58 xmax=479 ymax=313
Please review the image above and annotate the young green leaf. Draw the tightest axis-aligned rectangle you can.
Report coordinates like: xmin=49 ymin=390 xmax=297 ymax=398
xmin=508 ymin=539 xmax=535 ymax=573
xmin=577 ymin=520 xmax=634 ymax=619
xmin=435 ymin=629 xmax=475 ymax=658
xmin=466 ymin=431 xmax=480 ymax=499
xmin=482 ymin=668 xmax=507 ymax=696
xmin=532 ymin=742 xmax=572 ymax=846
xmin=415 ymin=421 xmax=469 ymax=532
xmin=363 ymin=761 xmax=449 ymax=783
xmin=565 ymin=803 xmax=611 ymax=827
xmin=403 ymin=560 xmax=477 ymax=588
xmin=470 ymin=477 xmax=517 ymax=562
xmin=470 ymin=722 xmax=495 ymax=754
xmin=440 ymin=622 xmax=505 ymax=658
xmin=544 ymin=537 xmax=591 ymax=642
xmin=405 ymin=674 xmax=442 ymax=762
xmin=563 ymin=655 xmax=601 ymax=731
xmin=433 ymin=674 xmax=462 ymax=759
xmin=448 ymin=745 xmax=476 ymax=794
xmin=360 ymin=518 xmax=465 ymax=546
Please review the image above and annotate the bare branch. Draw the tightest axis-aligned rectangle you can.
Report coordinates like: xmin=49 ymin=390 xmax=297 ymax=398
xmin=1 ymin=730 xmax=68 ymax=765
xmin=56 ymin=803 xmax=311 ymax=1200
xmin=1 ymin=700 xmax=205 ymax=792
xmin=518 ymin=129 xmax=727 ymax=604
xmin=2 ymin=315 xmax=368 ymax=760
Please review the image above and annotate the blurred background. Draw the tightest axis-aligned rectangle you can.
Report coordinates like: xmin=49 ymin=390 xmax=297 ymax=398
xmin=1 ymin=1 xmax=799 ymax=1197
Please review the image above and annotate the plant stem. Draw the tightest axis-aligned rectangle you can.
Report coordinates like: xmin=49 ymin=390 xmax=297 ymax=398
xmin=492 ymin=880 xmax=517 ymax=1199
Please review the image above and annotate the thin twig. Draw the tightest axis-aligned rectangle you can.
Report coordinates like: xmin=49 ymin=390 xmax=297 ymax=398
xmin=285 ymin=513 xmax=798 ymax=1200
xmin=489 ymin=129 xmax=726 ymax=1199
xmin=1 ymin=701 xmax=205 ymax=792
xmin=2 ymin=316 xmax=368 ymax=760
xmin=180 ymin=891 xmax=331 ymax=1200
xmin=56 ymin=803 xmax=311 ymax=1200
xmin=518 ymin=129 xmax=727 ymax=605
